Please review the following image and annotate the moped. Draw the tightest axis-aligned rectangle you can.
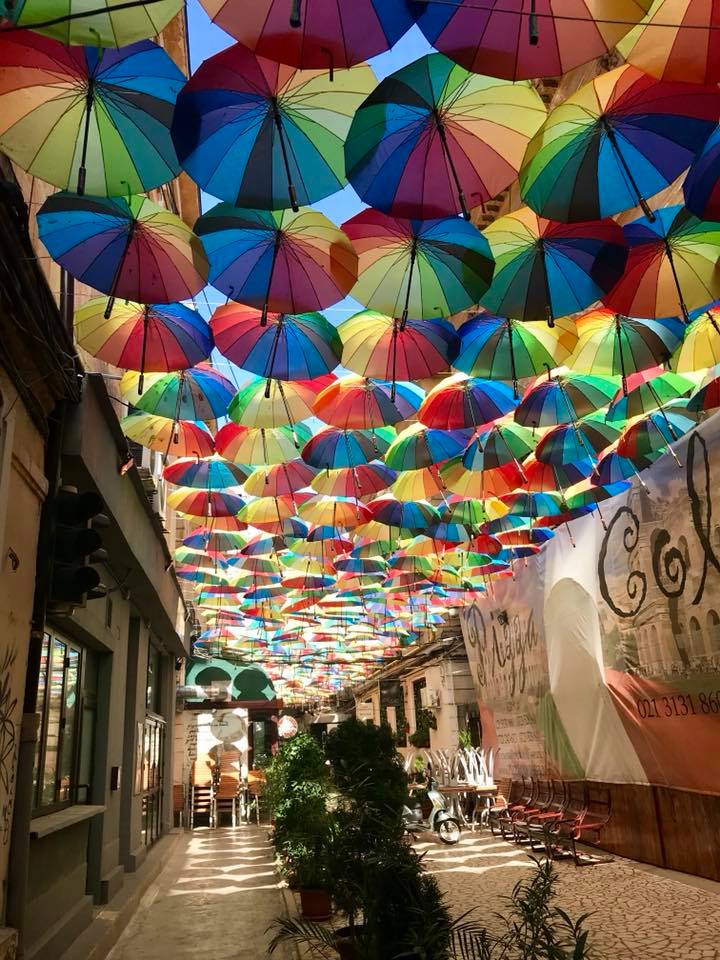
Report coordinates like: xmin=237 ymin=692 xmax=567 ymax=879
xmin=402 ymin=777 xmax=461 ymax=845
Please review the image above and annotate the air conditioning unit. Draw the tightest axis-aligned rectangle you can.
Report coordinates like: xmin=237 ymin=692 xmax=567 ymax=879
xmin=420 ymin=687 xmax=441 ymax=709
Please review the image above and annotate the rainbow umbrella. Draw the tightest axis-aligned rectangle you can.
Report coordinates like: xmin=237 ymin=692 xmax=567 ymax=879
xmin=2 ymin=0 xmax=184 ymax=47
xmin=441 ymin=498 xmax=507 ymax=527
xmin=501 ymin=490 xmax=565 ymax=518
xmin=440 ymin=458 xmax=524 ymax=497
xmin=617 ymin=0 xmax=720 ymax=84
xmin=343 ymin=209 xmax=494 ymax=323
xmin=311 ymin=462 xmax=396 ymax=499
xmin=683 ymin=127 xmax=720 ymax=222
xmin=606 ymin=369 xmax=695 ymax=421
xmin=121 ymin=413 xmax=214 ymax=458
xmin=687 ymin=368 xmax=720 ymax=412
xmin=244 ymin=459 xmax=317 ymax=497
xmin=195 ymin=204 xmax=357 ymax=319
xmin=313 ymin=376 xmax=423 ymax=429
xmin=216 ymin=422 xmax=311 ymax=465
xmin=167 ymin=488 xmax=246 ymax=518
xmin=384 ymin=423 xmax=470 ymax=471
xmin=523 ymin=456 xmax=594 ymax=491
xmin=391 ymin=467 xmax=443 ymax=502
xmin=453 ymin=313 xmax=576 ymax=393
xmin=593 ymin=448 xmax=659 ymax=485
xmin=570 ymin=308 xmax=685 ymax=394
xmin=515 ymin=370 xmax=619 ymax=427
xmin=121 ymin=363 xmax=235 ymax=419
xmin=617 ymin=403 xmax=697 ymax=463
xmin=37 ymin=193 xmax=208 ymax=314
xmin=418 ymin=374 xmax=518 ymax=430
xmin=228 ymin=375 xmax=331 ymax=428
xmin=564 ymin=480 xmax=631 ymax=514
xmin=0 ymin=33 xmax=183 ymax=197
xmin=238 ymin=497 xmax=299 ymax=527
xmin=298 ymin=496 xmax=371 ymax=529
xmin=345 ymin=53 xmax=545 ymax=220
xmin=163 ymin=457 xmax=250 ymax=489
xmin=603 ymin=205 xmax=720 ymax=323
xmin=462 ymin=422 xmax=536 ymax=472
xmin=535 ymin=414 xmax=621 ymax=465
xmin=413 ymin=0 xmax=650 ymax=81
xmin=210 ymin=305 xmax=342 ymax=382
xmin=197 ymin=0 xmax=414 ymax=69
xmin=481 ymin=207 xmax=627 ymax=324
xmin=367 ymin=497 xmax=441 ymax=533
xmin=172 ymin=44 xmax=374 ymax=210
xmin=496 ymin=528 xmax=554 ymax=547
xmin=241 ymin=534 xmax=288 ymax=556
xmin=520 ymin=66 xmax=720 ymax=222
xmin=673 ymin=303 xmax=720 ymax=372
xmin=75 ymin=299 xmax=212 ymax=387
xmin=301 ymin=426 xmax=395 ymax=469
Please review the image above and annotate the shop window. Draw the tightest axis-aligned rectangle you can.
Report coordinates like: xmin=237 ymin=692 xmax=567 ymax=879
xmin=32 ymin=632 xmax=97 ymax=812
xmin=146 ymin=645 xmax=162 ymax=713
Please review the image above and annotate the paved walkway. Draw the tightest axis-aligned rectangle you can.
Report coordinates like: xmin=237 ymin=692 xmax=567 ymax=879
xmin=418 ymin=831 xmax=720 ymax=960
xmin=107 ymin=826 xmax=292 ymax=960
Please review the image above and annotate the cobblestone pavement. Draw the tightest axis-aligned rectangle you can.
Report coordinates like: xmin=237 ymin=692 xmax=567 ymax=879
xmin=416 ymin=830 xmax=720 ymax=960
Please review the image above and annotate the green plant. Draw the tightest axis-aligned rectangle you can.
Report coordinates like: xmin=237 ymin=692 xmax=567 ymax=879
xmin=325 ymin=719 xmax=408 ymax=820
xmin=408 ymin=709 xmax=437 ymax=748
xmin=458 ymin=730 xmax=473 ymax=751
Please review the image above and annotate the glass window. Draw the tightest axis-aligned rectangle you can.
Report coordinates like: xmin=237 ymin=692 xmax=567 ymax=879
xmin=146 ymin=646 xmax=161 ymax=714
xmin=40 ymin=637 xmax=66 ymax=807
xmin=32 ymin=634 xmax=50 ymax=798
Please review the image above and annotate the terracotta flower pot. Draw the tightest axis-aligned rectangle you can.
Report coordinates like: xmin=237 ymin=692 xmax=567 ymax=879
xmin=299 ymin=887 xmax=332 ymax=920
xmin=334 ymin=925 xmax=363 ymax=960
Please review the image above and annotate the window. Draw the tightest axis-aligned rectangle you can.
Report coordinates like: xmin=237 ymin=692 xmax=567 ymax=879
xmin=32 ymin=632 xmax=97 ymax=812
xmin=146 ymin=646 xmax=162 ymax=713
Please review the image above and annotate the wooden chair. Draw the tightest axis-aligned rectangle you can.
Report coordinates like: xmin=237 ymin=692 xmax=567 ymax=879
xmin=544 ymin=782 xmax=613 ymax=865
xmin=247 ymin=769 xmax=266 ymax=825
xmin=172 ymin=783 xmax=186 ymax=828
xmin=190 ymin=761 xmax=214 ymax=829
xmin=516 ymin=779 xmax=568 ymax=848
xmin=511 ymin=778 xmax=554 ymax=843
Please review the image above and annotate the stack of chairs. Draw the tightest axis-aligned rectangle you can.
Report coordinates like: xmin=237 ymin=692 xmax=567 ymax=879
xmin=214 ymin=752 xmax=241 ymax=827
xmin=190 ymin=761 xmax=214 ymax=828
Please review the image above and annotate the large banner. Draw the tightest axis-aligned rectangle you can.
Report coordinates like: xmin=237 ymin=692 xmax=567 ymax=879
xmin=460 ymin=413 xmax=720 ymax=792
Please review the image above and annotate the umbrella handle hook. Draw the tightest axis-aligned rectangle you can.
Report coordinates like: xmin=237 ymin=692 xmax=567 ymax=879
xmin=290 ymin=0 xmax=301 ymax=27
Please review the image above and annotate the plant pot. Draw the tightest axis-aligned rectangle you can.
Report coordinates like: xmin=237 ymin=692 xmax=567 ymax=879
xmin=334 ymin=925 xmax=364 ymax=960
xmin=299 ymin=887 xmax=332 ymax=921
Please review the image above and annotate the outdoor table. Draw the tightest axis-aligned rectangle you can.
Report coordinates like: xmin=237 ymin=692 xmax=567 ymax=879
xmin=437 ymin=783 xmax=498 ymax=829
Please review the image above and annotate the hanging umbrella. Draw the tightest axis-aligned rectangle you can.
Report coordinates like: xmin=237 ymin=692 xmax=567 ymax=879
xmin=683 ymin=127 xmax=720 ymax=222
xmin=593 ymin=448 xmax=659 ymax=485
xmin=535 ymin=413 xmax=621 ymax=465
xmin=210 ymin=304 xmax=342 ymax=385
xmin=0 ymin=33 xmax=184 ymax=197
xmin=195 ymin=204 xmax=357 ymax=319
xmin=391 ymin=467 xmax=444 ymax=502
xmin=343 ymin=209 xmax=494 ymax=323
xmin=570 ymin=308 xmax=685 ymax=394
xmin=603 ymin=205 xmax=720 ymax=324
xmin=196 ymin=0 xmax=414 ymax=69
xmin=163 ymin=457 xmax=250 ymax=489
xmin=453 ymin=312 xmax=576 ymax=392
xmin=121 ymin=413 xmax=214 ymax=458
xmin=523 ymin=455 xmax=594 ymax=491
xmin=515 ymin=370 xmax=619 ymax=427
xmin=481 ymin=206 xmax=627 ymax=325
xmin=564 ymin=481 xmax=631 ymax=517
xmin=418 ymin=374 xmax=518 ymax=430
xmin=298 ymin=496 xmax=371 ymax=529
xmin=2 ymin=0 xmax=184 ymax=47
xmin=673 ymin=303 xmax=720 ymax=372
xmin=241 ymin=533 xmax=290 ymax=556
xmin=413 ymin=0 xmax=651 ymax=82
xmin=167 ymin=488 xmax=246 ymax=518
xmin=37 ymin=192 xmax=208 ymax=315
xmin=121 ymin=363 xmax=235 ymax=419
xmin=313 ymin=376 xmax=423 ymax=430
xmin=442 ymin=498 xmax=507 ymax=527
xmin=301 ymin=426 xmax=395 ymax=469
xmin=617 ymin=0 xmax=720 ymax=85
xmin=384 ymin=423 xmax=471 ymax=471
xmin=311 ymin=462 xmax=396 ymax=499
xmin=74 ymin=299 xmax=212 ymax=387
xmin=501 ymin=490 xmax=566 ymax=518
xmin=606 ymin=368 xmax=695 ymax=421
xmin=216 ymin=422 xmax=311 ymax=465
xmin=687 ymin=367 xmax=720 ymax=412
xmin=617 ymin=403 xmax=697 ymax=462
xmin=338 ymin=311 xmax=458 ymax=387
xmin=244 ymin=459 xmax=317 ymax=498
xmin=238 ymin=497 xmax=300 ymax=527
xmin=462 ymin=422 xmax=536 ymax=472
xmin=345 ymin=53 xmax=545 ymax=220
xmin=440 ymin=458 xmax=524 ymax=498
xmin=172 ymin=44 xmax=374 ymax=210
xmin=228 ymin=375 xmax=331 ymax=428
xmin=367 ymin=497 xmax=441 ymax=533
xmin=519 ymin=65 xmax=720 ymax=223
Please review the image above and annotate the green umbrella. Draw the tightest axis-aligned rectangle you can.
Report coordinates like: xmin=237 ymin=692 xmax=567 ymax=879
xmin=606 ymin=370 xmax=695 ymax=422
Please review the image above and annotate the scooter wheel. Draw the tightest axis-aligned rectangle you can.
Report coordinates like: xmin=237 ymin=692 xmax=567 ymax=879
xmin=437 ymin=818 xmax=461 ymax=844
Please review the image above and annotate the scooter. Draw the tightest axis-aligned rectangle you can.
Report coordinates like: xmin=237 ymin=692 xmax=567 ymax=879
xmin=403 ymin=778 xmax=462 ymax=845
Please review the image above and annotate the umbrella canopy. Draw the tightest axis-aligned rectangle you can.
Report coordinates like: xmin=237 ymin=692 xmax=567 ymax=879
xmin=163 ymin=457 xmax=250 ymax=489
xmin=311 ymin=462 xmax=395 ymax=499
xmin=74 ymin=299 xmax=212 ymax=382
xmin=440 ymin=458 xmax=525 ymax=498
xmin=216 ymin=422 xmax=311 ymax=465
xmin=535 ymin=414 xmax=621 ymax=465
xmin=196 ymin=204 xmax=357 ymax=317
xmin=196 ymin=0 xmax=414 ymax=69
xmin=515 ymin=370 xmax=619 ymax=426
xmin=244 ymin=459 xmax=317 ymax=497
xmin=673 ymin=303 xmax=720 ymax=372
xmin=480 ymin=206 xmax=627 ymax=324
xmin=571 ymin=308 xmax=685 ymax=393
xmin=384 ymin=423 xmax=470 ymax=471
xmin=343 ymin=209 xmax=494 ymax=323
xmin=418 ymin=374 xmax=518 ymax=430
xmin=121 ymin=413 xmax=214 ymax=458
xmin=172 ymin=44 xmax=374 ymax=210
xmin=338 ymin=311 xmax=458 ymax=382
xmin=345 ymin=52 xmax=545 ymax=220
xmin=593 ymin=447 xmax=659 ymax=484
xmin=391 ymin=467 xmax=443 ymax=502
xmin=367 ymin=497 xmax=440 ymax=532
xmin=520 ymin=66 xmax=720 ymax=223
xmin=606 ymin=369 xmax=695 ymax=421
xmin=687 ymin=367 xmax=720 ymax=412
xmin=603 ymin=205 xmax=720 ymax=323
xmin=167 ymin=488 xmax=246 ymax=518
xmin=617 ymin=404 xmax=697 ymax=460
xmin=0 ymin=33 xmax=184 ymax=197
xmin=3 ymin=0 xmax=184 ymax=47
xmin=37 ymin=192 xmax=208 ymax=310
xmin=462 ymin=422 xmax=536 ymax=471
xmin=523 ymin=456 xmax=594 ymax=491
xmin=298 ymin=496 xmax=371 ymax=529
xmin=683 ymin=126 xmax=720 ymax=222
xmin=313 ymin=376 xmax=423 ymax=429
xmin=302 ymin=426 xmax=395 ymax=469
xmin=121 ymin=364 xmax=235 ymax=420
xmin=413 ymin=0 xmax=651 ymax=81
xmin=210 ymin=305 xmax=342 ymax=381
xmin=228 ymin=376 xmax=331 ymax=428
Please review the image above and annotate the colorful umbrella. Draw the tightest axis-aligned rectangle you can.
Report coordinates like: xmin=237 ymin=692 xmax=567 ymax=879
xmin=313 ymin=376 xmax=423 ymax=430
xmin=172 ymin=44 xmax=374 ymax=210
xmin=37 ymin=192 xmax=208 ymax=313
xmin=195 ymin=204 xmax=357 ymax=318
xmin=501 ymin=490 xmax=565 ymax=518
xmin=593 ymin=448 xmax=658 ymax=485
xmin=197 ymin=0 xmax=414 ymax=69
xmin=301 ymin=426 xmax=395 ymax=469
xmin=418 ymin=374 xmax=518 ymax=430
xmin=216 ymin=422 xmax=311 ymax=465
xmin=617 ymin=403 xmax=697 ymax=461
xmin=384 ymin=423 xmax=470 ymax=471
xmin=210 ymin=304 xmax=342 ymax=382
xmin=673 ymin=304 xmax=720 ymax=373
xmin=453 ymin=312 xmax=576 ymax=392
xmin=163 ymin=457 xmax=250 ymax=489
xmin=606 ymin=369 xmax=695 ymax=421
xmin=244 ymin=459 xmax=317 ymax=497
xmin=345 ymin=53 xmax=545 ymax=220
xmin=2 ymin=0 xmax=184 ymax=47
xmin=570 ymin=308 xmax=685 ymax=393
xmin=519 ymin=66 xmax=720 ymax=222
xmin=603 ymin=205 xmax=720 ymax=323
xmin=481 ymin=206 xmax=627 ymax=324
xmin=167 ymin=488 xmax=246 ymax=518
xmin=523 ymin=455 xmax=594 ymax=491
xmin=311 ymin=462 xmax=395 ymax=499
xmin=228 ymin=376 xmax=331 ymax=428
xmin=238 ymin=497 xmax=299 ymax=527
xmin=74 ymin=299 xmax=212 ymax=387
xmin=338 ymin=311 xmax=458 ymax=385
xmin=120 ymin=413 xmax=214 ymax=458
xmin=413 ymin=0 xmax=651 ymax=81
xmin=683 ymin=126 xmax=720 ymax=222
xmin=121 ymin=363 xmax=235 ymax=419
xmin=462 ymin=422 xmax=536 ymax=472
xmin=343 ymin=209 xmax=494 ymax=323
xmin=515 ymin=370 xmax=619 ymax=426
xmin=687 ymin=367 xmax=720 ymax=412
xmin=367 ymin=497 xmax=440 ymax=532
xmin=0 ymin=33 xmax=183 ymax=197
xmin=535 ymin=414 xmax=621 ymax=465
xmin=298 ymin=496 xmax=371 ymax=529
xmin=440 ymin=458 xmax=524 ymax=498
